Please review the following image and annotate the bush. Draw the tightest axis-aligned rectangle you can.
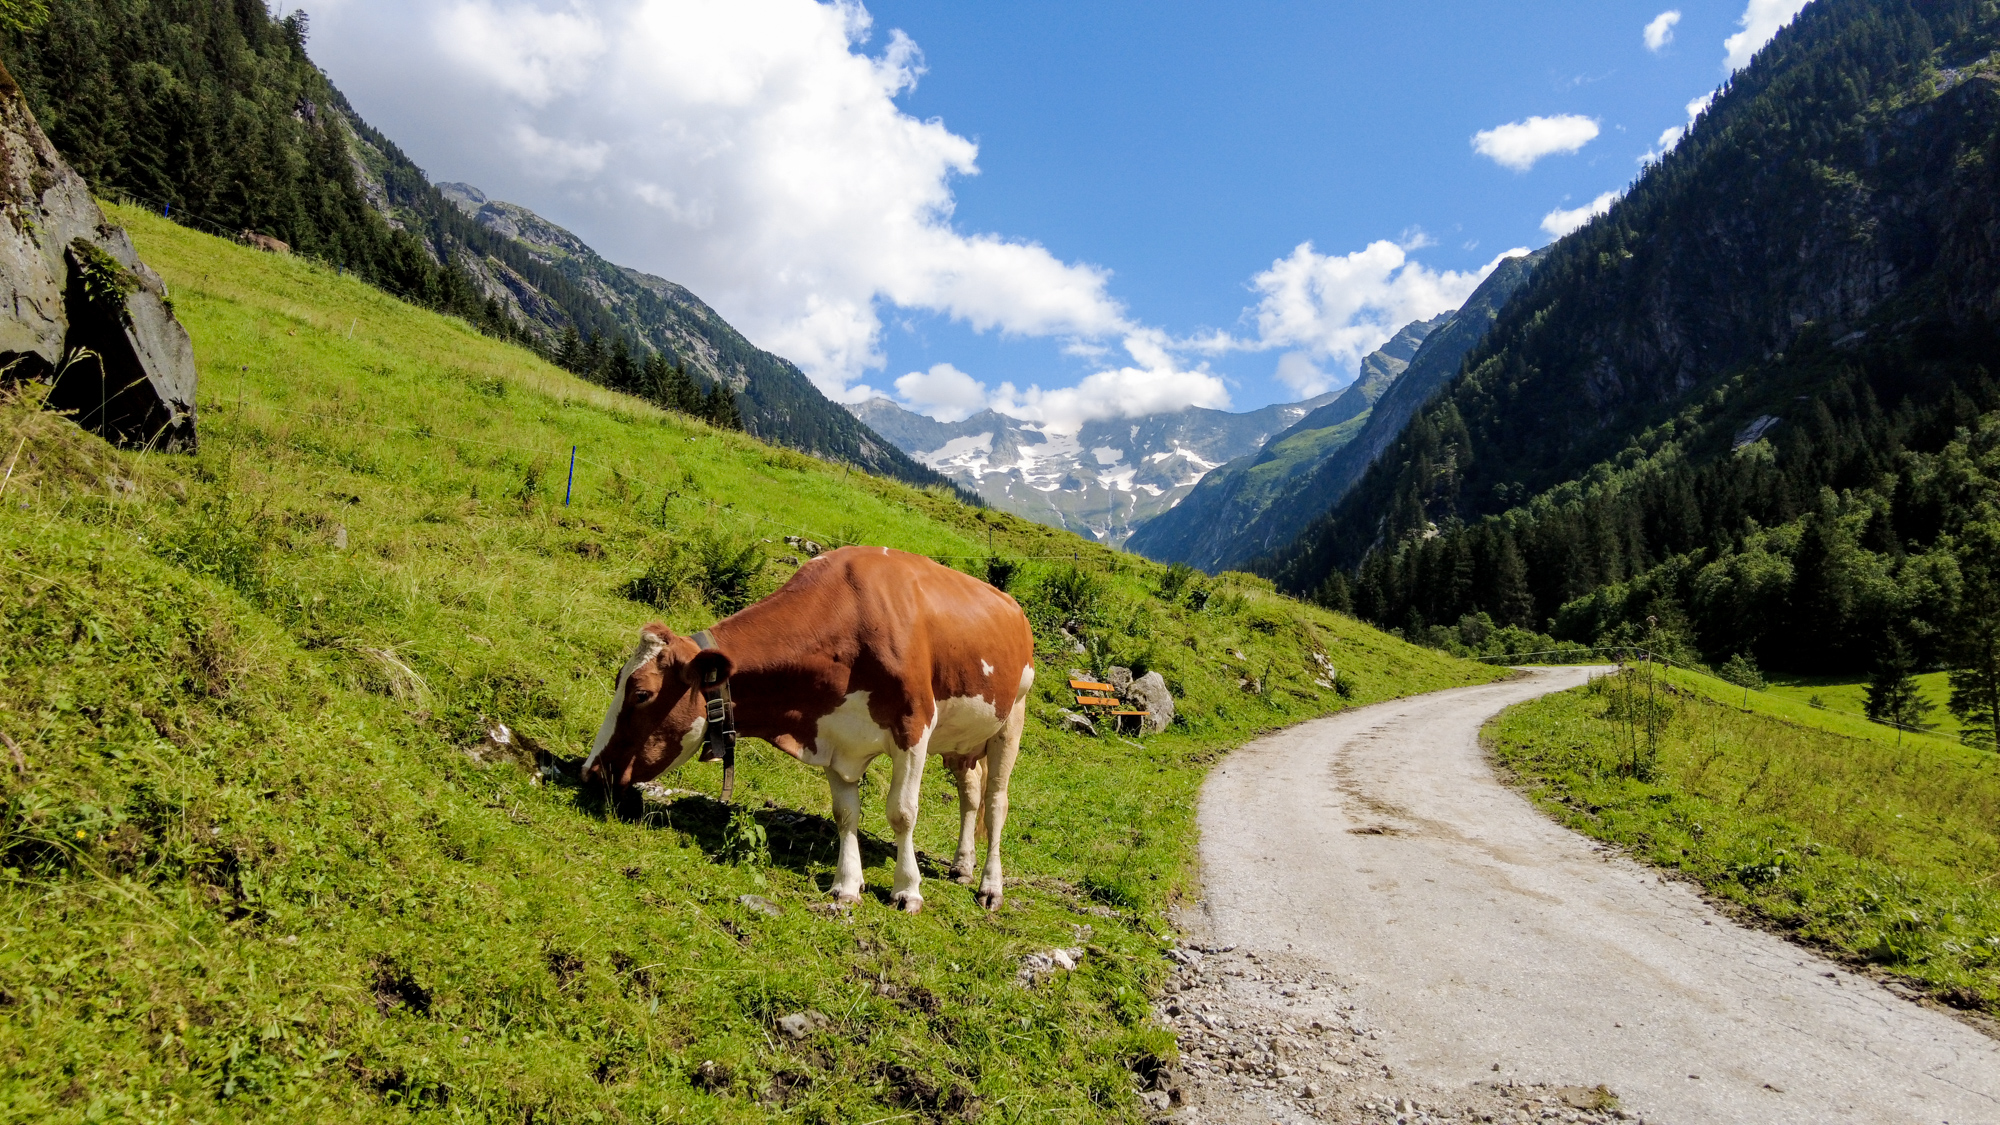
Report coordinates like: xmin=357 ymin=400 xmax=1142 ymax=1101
xmin=984 ymin=556 xmax=1018 ymax=593
xmin=623 ymin=529 xmax=766 ymax=614
xmin=1037 ymin=564 xmax=1105 ymax=622
xmin=1157 ymin=563 xmax=1198 ymax=602
xmin=1720 ymin=652 xmax=1766 ymax=691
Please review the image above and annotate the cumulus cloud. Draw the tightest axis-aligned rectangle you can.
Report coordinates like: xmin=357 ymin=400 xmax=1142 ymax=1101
xmin=304 ymin=0 xmax=1128 ymax=397
xmin=1540 ymin=191 xmax=1620 ymax=239
xmin=890 ymin=333 xmax=1230 ymax=432
xmin=1724 ymin=0 xmax=1810 ymax=72
xmin=1643 ymin=10 xmax=1681 ymax=52
xmin=1238 ymin=241 xmax=1527 ymax=397
xmin=1643 ymin=90 xmax=1718 ymax=162
xmin=1472 ymin=114 xmax=1601 ymax=172
xmin=893 ymin=363 xmax=988 ymax=423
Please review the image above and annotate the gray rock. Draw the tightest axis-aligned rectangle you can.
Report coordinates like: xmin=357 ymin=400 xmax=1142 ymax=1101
xmin=0 ymin=60 xmax=196 ymax=449
xmin=736 ymin=894 xmax=783 ymax=917
xmin=1059 ymin=709 xmax=1097 ymax=737
xmin=1107 ymin=665 xmax=1134 ymax=693
xmin=1129 ymin=671 xmax=1175 ymax=733
xmin=775 ymin=1010 xmax=827 ymax=1039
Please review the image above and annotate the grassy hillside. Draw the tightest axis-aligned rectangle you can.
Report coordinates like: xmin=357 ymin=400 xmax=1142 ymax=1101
xmin=0 ymin=204 xmax=1494 ymax=1122
xmin=1762 ymin=671 xmax=1965 ymax=742
xmin=1488 ymin=667 xmax=2000 ymax=1013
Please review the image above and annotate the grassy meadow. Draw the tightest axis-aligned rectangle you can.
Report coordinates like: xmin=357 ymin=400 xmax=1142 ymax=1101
xmin=1487 ymin=666 xmax=2000 ymax=1013
xmin=1761 ymin=671 xmax=1966 ymax=742
xmin=0 ymin=203 xmax=1495 ymax=1123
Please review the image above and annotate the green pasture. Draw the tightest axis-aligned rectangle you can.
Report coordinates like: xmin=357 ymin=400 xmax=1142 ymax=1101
xmin=1488 ymin=668 xmax=2000 ymax=1013
xmin=1760 ymin=671 xmax=1965 ymax=741
xmin=0 ymin=203 xmax=1494 ymax=1123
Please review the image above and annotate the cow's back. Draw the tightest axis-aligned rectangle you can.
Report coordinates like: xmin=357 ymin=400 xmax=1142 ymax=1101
xmin=763 ymin=546 xmax=1034 ymax=717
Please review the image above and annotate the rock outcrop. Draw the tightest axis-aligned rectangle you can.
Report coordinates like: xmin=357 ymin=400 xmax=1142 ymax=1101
xmin=0 ymin=60 xmax=196 ymax=449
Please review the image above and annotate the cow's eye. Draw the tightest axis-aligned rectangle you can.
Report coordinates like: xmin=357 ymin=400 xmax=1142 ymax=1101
xmin=631 ymin=688 xmax=656 ymax=704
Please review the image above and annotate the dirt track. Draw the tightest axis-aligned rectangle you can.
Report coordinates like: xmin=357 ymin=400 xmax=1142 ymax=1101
xmin=1170 ymin=667 xmax=2000 ymax=1124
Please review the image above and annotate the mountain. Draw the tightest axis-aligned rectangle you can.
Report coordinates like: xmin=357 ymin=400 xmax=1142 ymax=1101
xmin=1263 ymin=0 xmax=2000 ymax=681
xmin=848 ymin=393 xmax=1338 ymax=546
xmin=1128 ymin=313 xmax=1449 ymax=569
xmin=2 ymin=0 xmax=946 ymax=489
xmin=1130 ymin=251 xmax=1540 ymax=572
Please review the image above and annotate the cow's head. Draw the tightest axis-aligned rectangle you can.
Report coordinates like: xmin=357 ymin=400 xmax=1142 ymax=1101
xmin=582 ymin=624 xmax=733 ymax=786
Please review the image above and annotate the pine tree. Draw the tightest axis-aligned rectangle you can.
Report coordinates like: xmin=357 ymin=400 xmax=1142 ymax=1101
xmin=607 ymin=336 xmax=638 ymax=391
xmin=1865 ymin=633 xmax=1933 ymax=732
xmin=703 ymin=382 xmax=743 ymax=431
xmin=663 ymin=363 xmax=702 ymax=415
xmin=1949 ymin=523 xmax=2000 ymax=751
xmin=554 ymin=326 xmax=582 ymax=372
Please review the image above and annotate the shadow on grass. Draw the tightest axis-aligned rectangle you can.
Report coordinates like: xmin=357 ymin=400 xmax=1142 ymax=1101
xmin=536 ymin=747 xmax=910 ymax=882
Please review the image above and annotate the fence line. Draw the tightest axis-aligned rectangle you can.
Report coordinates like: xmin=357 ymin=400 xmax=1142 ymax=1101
xmin=221 ymin=397 xmax=1125 ymax=564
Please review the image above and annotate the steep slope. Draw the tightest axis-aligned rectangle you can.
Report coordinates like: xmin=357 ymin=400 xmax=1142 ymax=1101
xmin=1127 ymin=314 xmax=1449 ymax=570
xmin=848 ymin=393 xmax=1336 ymax=545
xmin=3 ymin=0 xmax=945 ymax=488
xmin=1133 ymin=254 xmax=1538 ymax=573
xmin=0 ymin=202 xmax=1495 ymax=1119
xmin=1263 ymin=0 xmax=2000 ymax=680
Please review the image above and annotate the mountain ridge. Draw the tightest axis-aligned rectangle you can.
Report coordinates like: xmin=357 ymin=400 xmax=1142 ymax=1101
xmin=847 ymin=392 xmax=1338 ymax=545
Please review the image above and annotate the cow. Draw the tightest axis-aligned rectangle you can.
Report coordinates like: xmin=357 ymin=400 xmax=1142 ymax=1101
xmin=583 ymin=545 xmax=1036 ymax=912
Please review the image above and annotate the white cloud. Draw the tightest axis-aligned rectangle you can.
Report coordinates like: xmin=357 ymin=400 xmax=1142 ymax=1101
xmin=893 ymin=363 xmax=988 ymax=423
xmin=307 ymin=0 xmax=1128 ymax=396
xmin=1643 ymin=10 xmax=1681 ymax=52
xmin=1472 ymin=114 xmax=1601 ymax=172
xmin=1642 ymin=90 xmax=1718 ymax=162
xmin=1540 ymin=191 xmax=1620 ymax=239
xmin=888 ymin=332 xmax=1229 ymax=432
xmin=1724 ymin=0 xmax=1810 ymax=72
xmin=1239 ymin=242 xmax=1527 ymax=396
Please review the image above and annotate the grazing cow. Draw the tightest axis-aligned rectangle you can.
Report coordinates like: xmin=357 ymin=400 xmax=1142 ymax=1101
xmin=584 ymin=546 xmax=1035 ymax=912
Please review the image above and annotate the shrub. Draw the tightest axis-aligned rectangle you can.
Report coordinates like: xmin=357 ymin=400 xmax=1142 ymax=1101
xmin=624 ymin=529 xmax=765 ymax=614
xmin=1157 ymin=563 xmax=1198 ymax=602
xmin=1037 ymin=564 xmax=1104 ymax=623
xmin=985 ymin=556 xmax=1018 ymax=593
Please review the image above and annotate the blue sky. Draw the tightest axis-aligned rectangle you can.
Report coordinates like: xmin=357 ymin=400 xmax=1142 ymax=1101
xmin=303 ymin=0 xmax=1805 ymax=428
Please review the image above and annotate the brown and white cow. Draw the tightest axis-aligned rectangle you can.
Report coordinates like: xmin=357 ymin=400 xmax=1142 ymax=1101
xmin=584 ymin=545 xmax=1035 ymax=912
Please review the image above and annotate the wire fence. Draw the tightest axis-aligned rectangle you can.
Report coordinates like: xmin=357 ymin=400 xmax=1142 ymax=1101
xmin=1479 ymin=644 xmax=1950 ymax=738
xmin=222 ymin=396 xmax=1130 ymax=564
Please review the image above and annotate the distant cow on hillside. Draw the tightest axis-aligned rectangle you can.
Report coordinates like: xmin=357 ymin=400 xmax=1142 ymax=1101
xmin=238 ymin=230 xmax=290 ymax=254
xmin=585 ymin=546 xmax=1035 ymax=912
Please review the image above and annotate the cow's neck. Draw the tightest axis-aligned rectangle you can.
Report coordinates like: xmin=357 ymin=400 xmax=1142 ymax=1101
xmin=699 ymin=617 xmax=806 ymax=743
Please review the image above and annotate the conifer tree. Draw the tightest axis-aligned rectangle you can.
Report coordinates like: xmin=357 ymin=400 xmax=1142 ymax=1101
xmin=554 ymin=326 xmax=582 ymax=373
xmin=1949 ymin=523 xmax=2000 ymax=751
xmin=1866 ymin=633 xmax=1932 ymax=732
xmin=703 ymin=382 xmax=743 ymax=431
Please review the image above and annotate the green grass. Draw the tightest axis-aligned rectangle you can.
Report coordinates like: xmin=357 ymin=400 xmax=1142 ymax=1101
xmin=1488 ymin=668 xmax=2000 ymax=1013
xmin=1658 ymin=665 xmax=1967 ymax=754
xmin=1761 ymin=670 xmax=1965 ymax=741
xmin=0 ymin=203 xmax=1496 ymax=1123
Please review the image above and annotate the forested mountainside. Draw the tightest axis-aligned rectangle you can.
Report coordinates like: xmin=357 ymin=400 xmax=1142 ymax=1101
xmin=1127 ymin=314 xmax=1444 ymax=569
xmin=1263 ymin=0 xmax=2000 ymax=694
xmin=848 ymin=393 xmax=1333 ymax=545
xmin=1 ymin=0 xmax=946 ymax=488
xmin=1134 ymin=253 xmax=1538 ymax=572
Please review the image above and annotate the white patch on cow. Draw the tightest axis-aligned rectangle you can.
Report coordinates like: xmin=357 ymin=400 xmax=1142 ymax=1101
xmin=931 ymin=695 xmax=1002 ymax=755
xmin=584 ymin=631 xmax=667 ymax=772
xmin=1018 ymin=663 xmax=1036 ymax=695
xmin=815 ymin=691 xmax=891 ymax=780
xmin=882 ymin=546 xmax=890 ymax=555
xmin=672 ymin=714 xmax=708 ymax=770
xmin=980 ymin=659 xmax=994 ymax=676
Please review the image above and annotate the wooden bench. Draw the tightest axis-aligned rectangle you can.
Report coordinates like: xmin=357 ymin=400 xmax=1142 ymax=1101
xmin=1071 ymin=678 xmax=1149 ymax=730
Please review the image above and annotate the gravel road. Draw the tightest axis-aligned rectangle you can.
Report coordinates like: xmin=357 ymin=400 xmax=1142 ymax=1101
xmin=1167 ymin=667 xmax=2000 ymax=1125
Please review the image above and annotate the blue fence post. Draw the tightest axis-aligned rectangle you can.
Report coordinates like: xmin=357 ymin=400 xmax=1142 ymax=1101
xmin=564 ymin=445 xmax=576 ymax=506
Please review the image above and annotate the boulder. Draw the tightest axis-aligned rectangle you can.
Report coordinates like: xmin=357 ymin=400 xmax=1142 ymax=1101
xmin=0 ymin=60 xmax=196 ymax=449
xmin=1128 ymin=671 xmax=1175 ymax=733
xmin=1106 ymin=665 xmax=1134 ymax=694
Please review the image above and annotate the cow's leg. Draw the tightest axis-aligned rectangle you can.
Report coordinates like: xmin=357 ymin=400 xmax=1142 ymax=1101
xmin=976 ymin=697 xmax=1027 ymax=911
xmin=885 ymin=738 xmax=930 ymax=913
xmin=946 ymin=756 xmax=986 ymax=884
xmin=824 ymin=765 xmax=865 ymax=904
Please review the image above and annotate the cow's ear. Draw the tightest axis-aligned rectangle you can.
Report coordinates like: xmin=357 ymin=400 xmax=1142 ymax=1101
xmin=683 ymin=649 xmax=734 ymax=688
